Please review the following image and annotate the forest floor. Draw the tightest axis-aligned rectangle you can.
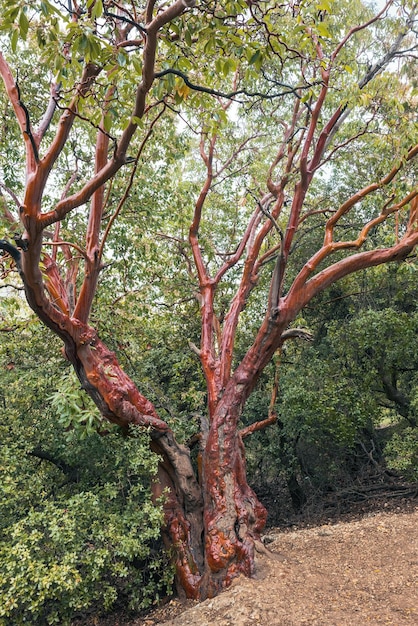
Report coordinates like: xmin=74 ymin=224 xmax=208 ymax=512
xmin=75 ymin=493 xmax=418 ymax=626
xmin=141 ymin=499 xmax=418 ymax=626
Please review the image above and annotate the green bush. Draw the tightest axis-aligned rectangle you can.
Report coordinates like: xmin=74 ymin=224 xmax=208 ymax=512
xmin=384 ymin=427 xmax=418 ymax=481
xmin=0 ymin=474 xmax=172 ymax=625
xmin=0 ymin=321 xmax=174 ymax=626
xmin=0 ymin=406 xmax=173 ymax=625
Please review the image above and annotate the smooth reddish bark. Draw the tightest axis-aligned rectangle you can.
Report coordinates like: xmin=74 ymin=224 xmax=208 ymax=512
xmin=1 ymin=0 xmax=418 ymax=602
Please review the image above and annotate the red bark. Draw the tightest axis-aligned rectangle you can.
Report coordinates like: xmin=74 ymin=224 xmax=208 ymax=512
xmin=200 ymin=386 xmax=268 ymax=597
xmin=1 ymin=0 xmax=418 ymax=605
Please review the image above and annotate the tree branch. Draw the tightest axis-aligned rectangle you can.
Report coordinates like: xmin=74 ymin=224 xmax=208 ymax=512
xmin=43 ymin=240 xmax=88 ymax=261
xmin=189 ymin=134 xmax=215 ymax=286
xmin=15 ymin=76 xmax=39 ymax=163
xmin=240 ymin=413 xmax=277 ymax=439
xmin=281 ymin=328 xmax=314 ymax=343
xmin=324 ymin=146 xmax=418 ymax=246
xmin=99 ymin=104 xmax=166 ymax=259
xmin=34 ymin=82 xmax=60 ymax=144
xmin=154 ymin=68 xmax=316 ymax=103
xmin=72 ymin=82 xmax=116 ymax=323
xmin=29 ymin=447 xmax=80 ymax=482
xmin=37 ymin=63 xmax=102 ymax=212
xmin=0 ymin=53 xmax=38 ymax=175
xmin=297 ymin=229 xmax=418 ymax=312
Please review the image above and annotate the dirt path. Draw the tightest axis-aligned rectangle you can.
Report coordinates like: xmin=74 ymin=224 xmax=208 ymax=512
xmin=137 ymin=505 xmax=417 ymax=626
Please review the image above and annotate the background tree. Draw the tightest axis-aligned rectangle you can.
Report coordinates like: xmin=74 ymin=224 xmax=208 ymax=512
xmin=0 ymin=0 xmax=417 ymax=603
xmin=232 ymin=255 xmax=418 ymax=519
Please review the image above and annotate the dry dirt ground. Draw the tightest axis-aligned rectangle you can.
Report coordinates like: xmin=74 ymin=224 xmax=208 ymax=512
xmin=78 ymin=500 xmax=418 ymax=626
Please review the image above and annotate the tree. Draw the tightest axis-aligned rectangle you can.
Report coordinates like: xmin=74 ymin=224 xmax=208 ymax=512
xmin=0 ymin=0 xmax=417 ymax=601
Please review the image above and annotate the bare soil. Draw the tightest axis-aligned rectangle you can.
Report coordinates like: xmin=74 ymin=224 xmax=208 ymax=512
xmin=76 ymin=499 xmax=418 ymax=626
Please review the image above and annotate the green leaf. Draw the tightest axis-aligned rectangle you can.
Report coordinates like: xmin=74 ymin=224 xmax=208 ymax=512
xmin=301 ymin=89 xmax=313 ymax=103
xmin=316 ymin=1 xmax=333 ymax=11
xmin=4 ymin=5 xmax=20 ymax=23
xmin=19 ymin=10 xmax=29 ymax=41
xmin=316 ymin=22 xmax=331 ymax=39
xmin=40 ymin=1 xmax=51 ymax=17
xmin=185 ymin=28 xmax=192 ymax=47
xmin=103 ymin=113 xmax=112 ymax=133
xmin=132 ymin=57 xmax=143 ymax=74
xmin=223 ymin=58 xmax=236 ymax=76
xmin=77 ymin=33 xmax=89 ymax=54
xmin=91 ymin=0 xmax=104 ymax=20
xmin=10 ymin=28 xmax=19 ymax=53
xmin=177 ymin=57 xmax=192 ymax=71
xmin=117 ymin=51 xmax=127 ymax=67
xmin=317 ymin=22 xmax=331 ymax=38
xmin=203 ymin=36 xmax=215 ymax=54
xmin=248 ymin=49 xmax=261 ymax=66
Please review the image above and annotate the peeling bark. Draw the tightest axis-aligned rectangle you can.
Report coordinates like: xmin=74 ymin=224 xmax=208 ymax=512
xmin=1 ymin=0 xmax=418 ymax=605
xmin=198 ymin=381 xmax=268 ymax=597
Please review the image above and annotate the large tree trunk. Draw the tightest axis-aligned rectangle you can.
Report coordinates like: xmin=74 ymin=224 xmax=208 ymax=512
xmin=69 ymin=338 xmax=207 ymax=599
xmin=199 ymin=385 xmax=268 ymax=597
xmin=73 ymin=338 xmax=267 ymax=599
xmin=150 ymin=388 xmax=267 ymax=599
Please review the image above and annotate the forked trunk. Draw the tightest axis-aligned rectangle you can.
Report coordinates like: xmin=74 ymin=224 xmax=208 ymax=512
xmin=3 ymin=258 xmax=266 ymax=599
xmin=11 ymin=240 xmax=267 ymax=599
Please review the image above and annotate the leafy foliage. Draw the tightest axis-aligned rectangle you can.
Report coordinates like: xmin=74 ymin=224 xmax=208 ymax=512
xmin=0 ymin=316 xmax=171 ymax=624
xmin=0 ymin=486 xmax=170 ymax=625
xmin=247 ymin=263 xmax=418 ymax=508
xmin=385 ymin=427 xmax=418 ymax=480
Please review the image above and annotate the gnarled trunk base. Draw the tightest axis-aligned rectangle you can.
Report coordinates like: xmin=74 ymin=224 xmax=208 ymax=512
xmin=153 ymin=420 xmax=267 ymax=600
xmin=151 ymin=432 xmax=204 ymax=599
xmin=199 ymin=402 xmax=268 ymax=598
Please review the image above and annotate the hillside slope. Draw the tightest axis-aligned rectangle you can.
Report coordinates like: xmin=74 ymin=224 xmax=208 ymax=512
xmin=154 ymin=505 xmax=418 ymax=626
